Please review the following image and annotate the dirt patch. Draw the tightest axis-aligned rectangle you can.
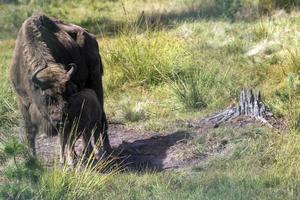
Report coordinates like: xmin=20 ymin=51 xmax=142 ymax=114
xmin=36 ymin=116 xmax=270 ymax=171
xmin=36 ymin=124 xmax=196 ymax=171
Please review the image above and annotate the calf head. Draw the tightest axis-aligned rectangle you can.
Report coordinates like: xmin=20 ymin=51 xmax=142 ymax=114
xmin=31 ymin=63 xmax=76 ymax=133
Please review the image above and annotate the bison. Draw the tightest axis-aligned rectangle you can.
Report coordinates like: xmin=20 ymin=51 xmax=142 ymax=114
xmin=10 ymin=13 xmax=111 ymax=157
xmin=61 ymin=88 xmax=110 ymax=165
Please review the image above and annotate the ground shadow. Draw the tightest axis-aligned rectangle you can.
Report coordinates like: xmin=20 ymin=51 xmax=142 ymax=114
xmin=110 ymin=130 xmax=192 ymax=172
xmin=78 ymin=17 xmax=126 ymax=37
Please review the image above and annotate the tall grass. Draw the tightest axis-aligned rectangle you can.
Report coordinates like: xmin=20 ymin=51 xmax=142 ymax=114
xmin=171 ymin=70 xmax=207 ymax=110
xmin=286 ymin=72 xmax=300 ymax=133
xmin=39 ymin=161 xmax=114 ymax=200
xmin=0 ymin=40 xmax=19 ymax=131
xmin=0 ymin=134 xmax=116 ymax=200
xmin=269 ymin=132 xmax=300 ymax=187
xmin=169 ymin=60 xmax=237 ymax=111
xmin=267 ymin=48 xmax=300 ymax=132
xmin=103 ymin=31 xmax=187 ymax=89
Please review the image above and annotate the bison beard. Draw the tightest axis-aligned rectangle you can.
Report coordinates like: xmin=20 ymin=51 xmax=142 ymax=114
xmin=10 ymin=13 xmax=111 ymax=158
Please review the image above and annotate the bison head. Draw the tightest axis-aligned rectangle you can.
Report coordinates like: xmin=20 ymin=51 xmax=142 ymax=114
xmin=31 ymin=63 xmax=76 ymax=133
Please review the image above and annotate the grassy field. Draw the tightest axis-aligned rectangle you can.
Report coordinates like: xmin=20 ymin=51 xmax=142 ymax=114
xmin=1 ymin=0 xmax=300 ymax=199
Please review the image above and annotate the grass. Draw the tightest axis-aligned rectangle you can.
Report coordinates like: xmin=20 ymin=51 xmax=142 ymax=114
xmin=1 ymin=0 xmax=300 ymax=199
xmin=96 ymin=126 xmax=300 ymax=199
xmin=171 ymin=69 xmax=207 ymax=110
xmin=38 ymin=162 xmax=114 ymax=200
xmin=0 ymin=134 xmax=115 ymax=200
xmin=0 ymin=40 xmax=19 ymax=132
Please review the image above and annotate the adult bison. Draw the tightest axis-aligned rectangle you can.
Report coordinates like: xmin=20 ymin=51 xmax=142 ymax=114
xmin=10 ymin=13 xmax=111 ymax=158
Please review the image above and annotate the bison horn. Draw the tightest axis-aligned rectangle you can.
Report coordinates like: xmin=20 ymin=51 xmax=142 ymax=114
xmin=31 ymin=67 xmax=53 ymax=90
xmin=67 ymin=63 xmax=77 ymax=76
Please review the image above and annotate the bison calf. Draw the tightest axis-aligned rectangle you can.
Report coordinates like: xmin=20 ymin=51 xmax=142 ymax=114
xmin=60 ymin=88 xmax=111 ymax=166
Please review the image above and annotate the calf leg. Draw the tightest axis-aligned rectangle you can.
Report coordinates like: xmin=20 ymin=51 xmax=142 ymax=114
xmin=82 ymin=129 xmax=93 ymax=158
xmin=101 ymin=113 xmax=111 ymax=152
xmin=94 ymin=117 xmax=111 ymax=158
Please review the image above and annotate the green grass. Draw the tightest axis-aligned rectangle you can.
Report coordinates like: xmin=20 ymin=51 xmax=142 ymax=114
xmin=0 ymin=135 xmax=115 ymax=200
xmin=97 ymin=127 xmax=300 ymax=200
xmin=38 ymin=163 xmax=114 ymax=200
xmin=0 ymin=40 xmax=19 ymax=132
xmin=95 ymin=125 xmax=300 ymax=200
xmin=1 ymin=0 xmax=300 ymax=199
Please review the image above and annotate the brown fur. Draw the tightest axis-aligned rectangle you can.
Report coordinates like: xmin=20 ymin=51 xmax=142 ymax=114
xmin=10 ymin=13 xmax=110 ymax=156
xmin=60 ymin=89 xmax=111 ymax=165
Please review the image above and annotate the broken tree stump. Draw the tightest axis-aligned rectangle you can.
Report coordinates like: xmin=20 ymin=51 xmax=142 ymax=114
xmin=237 ymin=89 xmax=266 ymax=117
xmin=205 ymin=89 xmax=272 ymax=127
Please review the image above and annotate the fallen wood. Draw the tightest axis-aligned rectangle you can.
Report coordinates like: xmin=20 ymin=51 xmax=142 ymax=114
xmin=206 ymin=89 xmax=274 ymax=128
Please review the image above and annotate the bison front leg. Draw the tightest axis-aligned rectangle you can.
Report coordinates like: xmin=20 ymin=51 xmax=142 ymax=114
xmin=59 ymin=122 xmax=75 ymax=167
xmin=26 ymin=125 xmax=38 ymax=156
xmin=19 ymin=101 xmax=38 ymax=156
xmin=59 ymin=140 xmax=75 ymax=167
xmin=60 ymin=133 xmax=75 ymax=167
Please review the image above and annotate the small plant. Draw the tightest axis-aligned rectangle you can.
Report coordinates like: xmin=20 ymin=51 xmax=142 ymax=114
xmin=170 ymin=63 xmax=231 ymax=111
xmin=114 ymin=97 xmax=147 ymax=122
xmin=253 ymin=21 xmax=270 ymax=41
xmin=172 ymin=71 xmax=207 ymax=110
xmin=123 ymin=102 xmax=147 ymax=122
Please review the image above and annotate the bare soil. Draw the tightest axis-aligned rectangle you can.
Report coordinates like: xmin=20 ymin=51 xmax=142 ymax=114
xmin=36 ymin=116 xmax=270 ymax=172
